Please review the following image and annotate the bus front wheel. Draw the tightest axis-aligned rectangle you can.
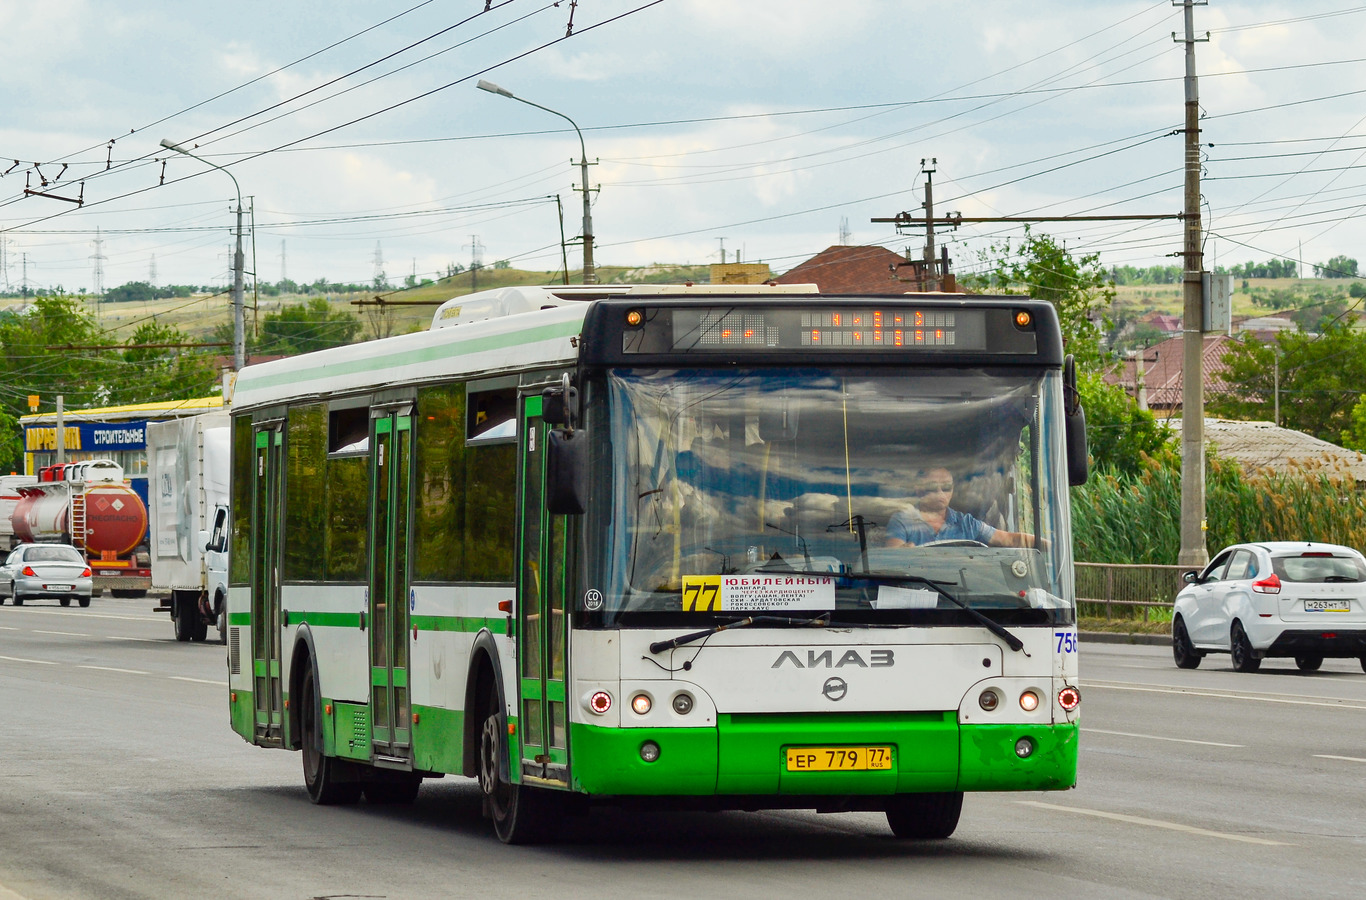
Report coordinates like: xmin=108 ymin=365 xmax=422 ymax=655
xmin=886 ymin=791 xmax=963 ymax=839
xmin=301 ymin=666 xmax=361 ymax=805
xmin=479 ymin=704 xmax=550 ymax=844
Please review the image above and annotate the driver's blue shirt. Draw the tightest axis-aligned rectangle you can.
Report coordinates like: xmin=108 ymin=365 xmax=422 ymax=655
xmin=886 ymin=507 xmax=996 ymax=545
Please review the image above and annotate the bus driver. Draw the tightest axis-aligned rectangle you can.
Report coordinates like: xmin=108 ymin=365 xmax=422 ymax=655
xmin=885 ymin=467 xmax=1039 ymax=549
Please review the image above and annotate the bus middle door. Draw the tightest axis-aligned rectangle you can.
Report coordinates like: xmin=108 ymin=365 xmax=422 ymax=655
xmin=516 ymin=394 xmax=570 ymax=787
xmin=367 ymin=407 xmax=413 ymax=765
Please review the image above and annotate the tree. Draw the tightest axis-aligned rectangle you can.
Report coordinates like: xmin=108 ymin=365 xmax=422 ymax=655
xmin=962 ymin=228 xmax=1114 ymax=364
xmin=1315 ymin=255 xmax=1359 ymax=278
xmin=963 ymin=230 xmax=1173 ymax=476
xmin=1210 ymin=324 xmax=1366 ymax=442
xmin=257 ymin=297 xmax=362 ymax=355
xmin=115 ymin=321 xmax=220 ymax=405
xmin=1077 ymin=373 xmax=1176 ymax=476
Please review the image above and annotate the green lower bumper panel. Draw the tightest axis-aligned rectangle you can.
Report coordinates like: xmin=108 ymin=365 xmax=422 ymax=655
xmin=569 ymin=713 xmax=1077 ymax=797
xmin=959 ymin=721 xmax=1078 ymax=791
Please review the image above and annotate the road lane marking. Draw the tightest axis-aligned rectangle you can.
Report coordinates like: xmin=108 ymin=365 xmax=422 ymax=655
xmin=0 ymin=608 xmax=162 ymax=623
xmin=171 ymin=676 xmax=228 ymax=686
xmin=1087 ymin=728 xmax=1243 ymax=748
xmin=1315 ymin=754 xmax=1366 ymax=763
xmin=77 ymin=665 xmax=151 ymax=676
xmin=1086 ymin=680 xmax=1366 ymax=711
xmin=1017 ymin=801 xmax=1291 ymax=846
xmin=104 ymin=637 xmax=166 ymax=644
xmin=33 ymin=630 xmax=90 ymax=637
xmin=0 ymin=655 xmax=57 ymax=665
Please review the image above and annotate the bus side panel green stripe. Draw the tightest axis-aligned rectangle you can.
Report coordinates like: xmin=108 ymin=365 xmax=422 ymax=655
xmin=410 ymin=615 xmax=507 ymax=635
xmin=231 ymin=612 xmax=503 ymax=632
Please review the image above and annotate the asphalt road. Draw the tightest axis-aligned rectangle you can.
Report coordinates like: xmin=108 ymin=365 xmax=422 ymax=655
xmin=2 ymin=598 xmax=1365 ymax=900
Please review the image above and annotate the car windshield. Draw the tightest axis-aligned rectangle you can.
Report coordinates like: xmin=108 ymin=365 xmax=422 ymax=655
xmin=589 ymin=366 xmax=1074 ymax=626
xmin=25 ymin=546 xmax=84 ymax=563
xmin=1273 ymin=554 xmax=1366 ymax=583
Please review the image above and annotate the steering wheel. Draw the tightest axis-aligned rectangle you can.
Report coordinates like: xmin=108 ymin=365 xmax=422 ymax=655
xmin=922 ymin=539 xmax=988 ymax=548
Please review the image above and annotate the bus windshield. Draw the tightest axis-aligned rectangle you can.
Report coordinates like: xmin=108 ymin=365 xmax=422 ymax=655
xmin=596 ymin=367 xmax=1074 ymax=627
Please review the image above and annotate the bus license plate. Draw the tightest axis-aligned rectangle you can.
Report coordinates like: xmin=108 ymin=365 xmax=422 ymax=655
xmin=1304 ymin=599 xmax=1351 ymax=612
xmin=785 ymin=746 xmax=893 ymax=772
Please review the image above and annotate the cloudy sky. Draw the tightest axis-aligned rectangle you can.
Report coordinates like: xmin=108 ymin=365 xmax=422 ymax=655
xmin=2 ymin=0 xmax=1364 ymax=294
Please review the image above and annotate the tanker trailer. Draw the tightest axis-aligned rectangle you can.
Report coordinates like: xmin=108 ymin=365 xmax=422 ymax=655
xmin=11 ymin=477 xmax=151 ymax=597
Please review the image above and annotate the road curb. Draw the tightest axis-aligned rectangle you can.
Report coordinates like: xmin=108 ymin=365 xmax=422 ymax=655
xmin=1080 ymin=631 xmax=1170 ymax=646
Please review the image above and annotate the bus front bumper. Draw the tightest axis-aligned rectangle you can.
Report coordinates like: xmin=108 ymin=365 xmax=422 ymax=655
xmin=568 ymin=713 xmax=1078 ymax=797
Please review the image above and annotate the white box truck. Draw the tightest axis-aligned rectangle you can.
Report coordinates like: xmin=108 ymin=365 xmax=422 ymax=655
xmin=147 ymin=411 xmax=230 ymax=642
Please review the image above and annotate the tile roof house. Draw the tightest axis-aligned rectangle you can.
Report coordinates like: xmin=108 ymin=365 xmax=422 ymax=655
xmin=1108 ymin=333 xmax=1241 ymax=412
xmin=773 ymin=246 xmax=919 ymax=293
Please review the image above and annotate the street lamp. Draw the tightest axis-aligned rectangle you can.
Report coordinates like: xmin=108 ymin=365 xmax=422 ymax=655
xmin=160 ymin=138 xmax=247 ymax=370
xmin=477 ymin=80 xmax=596 ymax=284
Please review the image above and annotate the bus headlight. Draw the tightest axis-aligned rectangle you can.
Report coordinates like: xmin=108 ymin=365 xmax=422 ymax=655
xmin=631 ymin=693 xmax=652 ymax=716
xmin=586 ymin=691 xmax=612 ymax=715
xmin=978 ymin=689 xmax=1000 ymax=711
xmin=1019 ymin=690 xmax=1040 ymax=712
xmin=671 ymin=692 xmax=694 ymax=715
xmin=640 ymin=740 xmax=661 ymax=762
xmin=1015 ymin=737 xmax=1035 ymax=758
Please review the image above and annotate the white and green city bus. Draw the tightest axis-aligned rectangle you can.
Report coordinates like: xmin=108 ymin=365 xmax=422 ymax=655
xmin=226 ymin=283 xmax=1088 ymax=842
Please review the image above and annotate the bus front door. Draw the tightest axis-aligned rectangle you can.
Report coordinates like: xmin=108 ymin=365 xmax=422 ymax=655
xmin=367 ymin=408 xmax=413 ymax=763
xmin=251 ymin=424 xmax=285 ymax=747
xmin=516 ymin=395 xmax=570 ymax=787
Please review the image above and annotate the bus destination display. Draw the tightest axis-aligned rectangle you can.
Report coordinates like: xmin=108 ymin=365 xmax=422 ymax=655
xmin=664 ymin=306 xmax=990 ymax=352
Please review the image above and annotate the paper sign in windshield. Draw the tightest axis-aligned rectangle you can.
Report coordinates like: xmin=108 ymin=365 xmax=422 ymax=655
xmin=682 ymin=575 xmax=834 ymax=611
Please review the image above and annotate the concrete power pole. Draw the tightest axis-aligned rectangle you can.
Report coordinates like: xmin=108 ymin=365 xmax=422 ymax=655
xmin=921 ymin=159 xmax=937 ymax=292
xmin=1177 ymin=0 xmax=1209 ymax=567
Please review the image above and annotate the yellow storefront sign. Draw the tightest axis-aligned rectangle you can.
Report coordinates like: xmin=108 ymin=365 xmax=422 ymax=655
xmin=25 ymin=427 xmax=82 ymax=451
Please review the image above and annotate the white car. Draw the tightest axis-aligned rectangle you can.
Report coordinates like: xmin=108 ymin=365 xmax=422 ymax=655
xmin=1172 ymin=542 xmax=1366 ymax=673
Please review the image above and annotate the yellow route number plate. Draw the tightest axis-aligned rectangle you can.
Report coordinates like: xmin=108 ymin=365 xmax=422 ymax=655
xmin=785 ymin=746 xmax=894 ymax=772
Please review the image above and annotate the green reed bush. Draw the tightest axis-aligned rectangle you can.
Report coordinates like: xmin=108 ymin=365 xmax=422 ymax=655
xmin=1072 ymin=452 xmax=1366 ymax=564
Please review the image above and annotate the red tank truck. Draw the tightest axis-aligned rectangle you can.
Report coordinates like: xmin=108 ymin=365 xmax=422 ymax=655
xmin=13 ymin=460 xmax=151 ymax=597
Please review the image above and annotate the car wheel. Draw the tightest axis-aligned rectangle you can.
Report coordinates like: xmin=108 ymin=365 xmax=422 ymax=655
xmin=1360 ymin=657 xmax=1366 ymax=674
xmin=1294 ymin=655 xmax=1323 ymax=672
xmin=1172 ymin=616 xmax=1202 ymax=669
xmin=1230 ymin=620 xmax=1261 ymax=673
xmin=59 ymin=597 xmax=71 ymax=607
xmin=172 ymin=594 xmax=194 ymax=642
xmin=78 ymin=596 xmax=90 ymax=608
xmin=886 ymin=792 xmax=965 ymax=839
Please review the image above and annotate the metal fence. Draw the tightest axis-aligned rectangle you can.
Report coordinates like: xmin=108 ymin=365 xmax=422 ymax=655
xmin=1075 ymin=562 xmax=1188 ymax=622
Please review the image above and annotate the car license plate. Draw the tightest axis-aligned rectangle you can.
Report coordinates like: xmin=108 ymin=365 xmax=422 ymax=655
xmin=785 ymin=746 xmax=894 ymax=772
xmin=45 ymin=584 xmax=72 ymax=591
xmin=1304 ymin=599 xmax=1351 ymax=612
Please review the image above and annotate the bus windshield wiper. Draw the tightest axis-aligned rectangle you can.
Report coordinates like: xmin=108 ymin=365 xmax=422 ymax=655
xmin=754 ymin=567 xmax=1029 ymax=655
xmin=649 ymin=614 xmax=832 ymax=654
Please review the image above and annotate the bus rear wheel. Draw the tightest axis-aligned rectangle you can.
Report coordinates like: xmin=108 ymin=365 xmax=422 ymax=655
xmin=479 ymin=703 xmax=550 ymax=844
xmin=301 ymin=666 xmax=361 ymax=805
xmin=886 ymin=791 xmax=963 ymax=840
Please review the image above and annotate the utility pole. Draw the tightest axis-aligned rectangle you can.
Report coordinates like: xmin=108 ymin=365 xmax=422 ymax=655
xmin=1177 ymin=0 xmax=1209 ymax=567
xmin=921 ymin=159 xmax=937 ymax=292
xmin=159 ymin=139 xmax=247 ymax=370
xmin=0 ymin=234 xmax=9 ymax=291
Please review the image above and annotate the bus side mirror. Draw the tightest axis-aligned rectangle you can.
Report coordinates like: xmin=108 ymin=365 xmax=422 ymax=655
xmin=542 ymin=374 xmax=578 ymax=427
xmin=546 ymin=427 xmax=587 ymax=515
xmin=1063 ymin=355 xmax=1089 ymax=486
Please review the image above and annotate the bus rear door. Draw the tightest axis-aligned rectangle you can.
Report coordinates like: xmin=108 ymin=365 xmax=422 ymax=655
xmin=251 ymin=423 xmax=284 ymax=747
